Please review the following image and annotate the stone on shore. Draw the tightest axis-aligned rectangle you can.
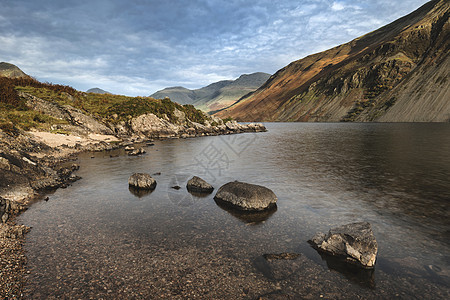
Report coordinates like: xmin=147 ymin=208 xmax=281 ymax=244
xmin=214 ymin=181 xmax=277 ymax=211
xmin=128 ymin=173 xmax=157 ymax=190
xmin=309 ymin=222 xmax=378 ymax=269
xmin=186 ymin=176 xmax=214 ymax=194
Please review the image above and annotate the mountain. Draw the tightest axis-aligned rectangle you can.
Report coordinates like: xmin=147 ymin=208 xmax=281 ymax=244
xmin=216 ymin=0 xmax=449 ymax=122
xmin=0 ymin=62 xmax=29 ymax=79
xmin=150 ymin=72 xmax=271 ymax=112
xmin=86 ymin=87 xmax=111 ymax=94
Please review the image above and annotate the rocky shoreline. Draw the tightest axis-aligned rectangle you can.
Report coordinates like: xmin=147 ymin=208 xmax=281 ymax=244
xmin=0 ymin=113 xmax=266 ymax=298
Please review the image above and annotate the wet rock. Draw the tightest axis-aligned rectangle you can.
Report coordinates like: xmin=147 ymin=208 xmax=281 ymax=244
xmin=128 ymin=147 xmax=146 ymax=156
xmin=309 ymin=222 xmax=378 ymax=269
xmin=128 ymin=173 xmax=157 ymax=190
xmin=186 ymin=176 xmax=214 ymax=194
xmin=214 ymin=181 xmax=277 ymax=211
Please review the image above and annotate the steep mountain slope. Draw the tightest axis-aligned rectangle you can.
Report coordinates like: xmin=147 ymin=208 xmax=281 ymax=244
xmin=0 ymin=62 xmax=29 ymax=79
xmin=195 ymin=72 xmax=272 ymax=112
xmin=151 ymin=72 xmax=270 ymax=112
xmin=217 ymin=0 xmax=449 ymax=122
xmin=86 ymin=88 xmax=111 ymax=94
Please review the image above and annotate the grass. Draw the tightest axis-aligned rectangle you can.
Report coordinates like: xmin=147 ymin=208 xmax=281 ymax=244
xmin=0 ymin=79 xmax=210 ymax=134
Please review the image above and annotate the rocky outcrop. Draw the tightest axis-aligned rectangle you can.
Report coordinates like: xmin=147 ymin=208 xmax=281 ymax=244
xmin=131 ymin=113 xmax=184 ymax=138
xmin=128 ymin=113 xmax=266 ymax=139
xmin=186 ymin=176 xmax=214 ymax=193
xmin=128 ymin=173 xmax=157 ymax=190
xmin=309 ymin=222 xmax=378 ymax=269
xmin=0 ymin=197 xmax=25 ymax=224
xmin=214 ymin=181 xmax=277 ymax=211
xmin=21 ymin=92 xmax=114 ymax=135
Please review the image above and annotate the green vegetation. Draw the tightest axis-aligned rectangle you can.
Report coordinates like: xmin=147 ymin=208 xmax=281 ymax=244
xmin=222 ymin=117 xmax=233 ymax=123
xmin=0 ymin=76 xmax=210 ymax=133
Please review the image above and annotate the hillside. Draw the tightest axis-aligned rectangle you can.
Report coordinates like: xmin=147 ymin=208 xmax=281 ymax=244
xmin=216 ymin=0 xmax=449 ymax=122
xmin=151 ymin=72 xmax=271 ymax=112
xmin=0 ymin=62 xmax=29 ymax=79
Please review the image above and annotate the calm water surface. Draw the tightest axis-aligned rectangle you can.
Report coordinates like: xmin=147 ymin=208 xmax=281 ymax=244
xmin=19 ymin=123 xmax=450 ymax=299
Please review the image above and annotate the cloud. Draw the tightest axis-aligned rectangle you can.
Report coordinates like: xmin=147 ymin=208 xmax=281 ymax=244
xmin=0 ymin=0 xmax=430 ymax=96
xmin=331 ymin=2 xmax=345 ymax=11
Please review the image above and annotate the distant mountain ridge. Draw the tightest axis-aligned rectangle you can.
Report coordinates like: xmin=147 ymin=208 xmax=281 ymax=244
xmin=0 ymin=62 xmax=29 ymax=79
xmin=217 ymin=0 xmax=449 ymax=122
xmin=87 ymin=88 xmax=111 ymax=94
xmin=151 ymin=72 xmax=271 ymax=112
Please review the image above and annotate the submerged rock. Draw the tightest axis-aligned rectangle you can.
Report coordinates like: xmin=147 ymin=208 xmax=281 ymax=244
xmin=254 ymin=252 xmax=305 ymax=281
xmin=186 ymin=176 xmax=214 ymax=194
xmin=128 ymin=173 xmax=157 ymax=190
xmin=309 ymin=222 xmax=378 ymax=269
xmin=214 ymin=181 xmax=277 ymax=211
xmin=128 ymin=147 xmax=146 ymax=156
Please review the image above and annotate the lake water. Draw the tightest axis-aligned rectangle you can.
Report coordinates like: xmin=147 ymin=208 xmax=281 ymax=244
xmin=19 ymin=123 xmax=450 ymax=299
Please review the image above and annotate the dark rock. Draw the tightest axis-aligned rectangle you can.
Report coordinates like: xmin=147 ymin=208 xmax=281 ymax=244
xmin=0 ymin=197 xmax=7 ymax=223
xmin=186 ymin=176 xmax=214 ymax=194
xmin=214 ymin=181 xmax=277 ymax=211
xmin=128 ymin=173 xmax=157 ymax=190
xmin=171 ymin=185 xmax=181 ymax=190
xmin=153 ymin=172 xmax=161 ymax=176
xmin=309 ymin=222 xmax=378 ymax=269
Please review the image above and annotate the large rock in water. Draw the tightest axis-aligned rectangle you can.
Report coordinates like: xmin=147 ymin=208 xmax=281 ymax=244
xmin=128 ymin=173 xmax=157 ymax=190
xmin=214 ymin=181 xmax=277 ymax=211
xmin=186 ymin=176 xmax=214 ymax=193
xmin=309 ymin=222 xmax=378 ymax=269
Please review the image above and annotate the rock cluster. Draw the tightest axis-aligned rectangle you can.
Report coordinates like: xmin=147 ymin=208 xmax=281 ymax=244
xmin=309 ymin=222 xmax=378 ymax=268
xmin=214 ymin=181 xmax=277 ymax=211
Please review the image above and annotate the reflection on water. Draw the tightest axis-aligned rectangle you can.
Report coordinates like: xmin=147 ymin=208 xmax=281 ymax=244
xmin=317 ymin=251 xmax=376 ymax=289
xmin=19 ymin=123 xmax=450 ymax=298
xmin=214 ymin=199 xmax=277 ymax=224
xmin=128 ymin=186 xmax=154 ymax=198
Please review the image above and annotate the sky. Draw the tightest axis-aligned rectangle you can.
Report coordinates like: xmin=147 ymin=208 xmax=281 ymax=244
xmin=0 ymin=0 xmax=430 ymax=96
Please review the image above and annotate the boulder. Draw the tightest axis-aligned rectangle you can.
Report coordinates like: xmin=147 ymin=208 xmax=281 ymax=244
xmin=186 ymin=176 xmax=214 ymax=194
xmin=309 ymin=222 xmax=378 ymax=269
xmin=214 ymin=181 xmax=277 ymax=211
xmin=128 ymin=173 xmax=157 ymax=190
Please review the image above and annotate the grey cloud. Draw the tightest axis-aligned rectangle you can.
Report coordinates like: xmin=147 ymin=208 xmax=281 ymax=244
xmin=0 ymin=0 xmax=430 ymax=96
